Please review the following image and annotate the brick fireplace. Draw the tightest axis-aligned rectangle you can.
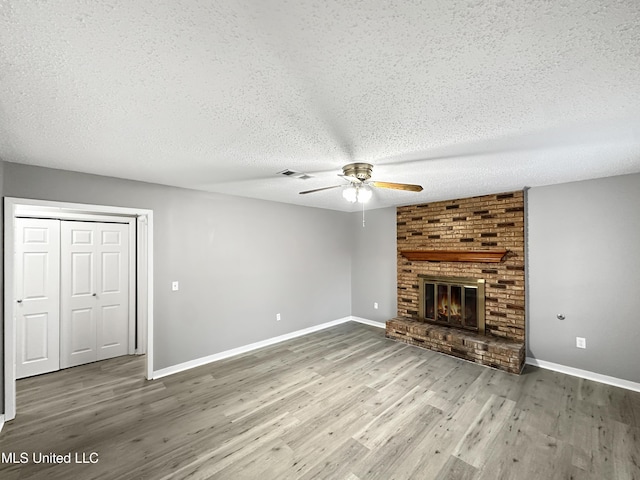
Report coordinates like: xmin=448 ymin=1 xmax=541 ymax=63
xmin=386 ymin=191 xmax=526 ymax=374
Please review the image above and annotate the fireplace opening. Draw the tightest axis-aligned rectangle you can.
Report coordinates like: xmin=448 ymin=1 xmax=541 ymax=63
xmin=419 ymin=275 xmax=485 ymax=334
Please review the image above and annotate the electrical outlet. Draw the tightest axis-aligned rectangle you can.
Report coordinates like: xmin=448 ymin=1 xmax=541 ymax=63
xmin=172 ymin=281 xmax=179 ymax=291
xmin=576 ymin=337 xmax=586 ymax=349
xmin=276 ymin=313 xmax=281 ymax=321
xmin=374 ymin=302 xmax=379 ymax=309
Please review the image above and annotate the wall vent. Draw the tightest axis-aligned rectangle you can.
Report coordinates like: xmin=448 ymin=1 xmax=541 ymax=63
xmin=277 ymin=169 xmax=313 ymax=179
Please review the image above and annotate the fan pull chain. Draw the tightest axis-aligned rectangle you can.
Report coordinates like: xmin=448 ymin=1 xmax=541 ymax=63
xmin=362 ymin=200 xmax=366 ymax=227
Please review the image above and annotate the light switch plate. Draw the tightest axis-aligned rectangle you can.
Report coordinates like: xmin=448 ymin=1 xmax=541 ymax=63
xmin=172 ymin=281 xmax=179 ymax=291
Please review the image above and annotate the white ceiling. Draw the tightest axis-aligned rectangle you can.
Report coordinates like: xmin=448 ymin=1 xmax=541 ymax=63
xmin=1 ymin=1 xmax=639 ymax=212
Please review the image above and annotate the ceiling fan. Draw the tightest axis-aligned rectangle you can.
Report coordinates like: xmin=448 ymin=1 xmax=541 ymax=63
xmin=299 ymin=163 xmax=423 ymax=203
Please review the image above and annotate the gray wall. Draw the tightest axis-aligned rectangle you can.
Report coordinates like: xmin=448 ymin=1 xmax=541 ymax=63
xmin=350 ymin=207 xmax=397 ymax=323
xmin=0 ymin=160 xmax=4 ymax=411
xmin=3 ymin=162 xmax=352 ymax=373
xmin=527 ymin=173 xmax=640 ymax=383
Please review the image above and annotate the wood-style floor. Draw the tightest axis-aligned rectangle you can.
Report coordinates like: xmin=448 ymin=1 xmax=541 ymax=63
xmin=1 ymin=322 xmax=639 ymax=479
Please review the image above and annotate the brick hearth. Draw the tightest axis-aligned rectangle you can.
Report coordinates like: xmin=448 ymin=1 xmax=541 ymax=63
xmin=387 ymin=191 xmax=525 ymax=374
xmin=386 ymin=317 xmax=525 ymax=374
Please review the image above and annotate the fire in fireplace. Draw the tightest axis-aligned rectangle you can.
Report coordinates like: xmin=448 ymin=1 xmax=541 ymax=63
xmin=418 ymin=275 xmax=486 ymax=334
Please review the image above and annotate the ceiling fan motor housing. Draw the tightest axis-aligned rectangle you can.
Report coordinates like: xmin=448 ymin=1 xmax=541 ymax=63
xmin=342 ymin=163 xmax=373 ymax=181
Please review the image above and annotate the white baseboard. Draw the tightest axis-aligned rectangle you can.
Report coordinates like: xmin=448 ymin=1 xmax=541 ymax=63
xmin=526 ymin=357 xmax=640 ymax=393
xmin=149 ymin=321 xmax=640 ymax=394
xmin=0 ymin=414 xmax=4 ymax=433
xmin=349 ymin=316 xmax=386 ymax=329
xmin=153 ymin=316 xmax=353 ymax=379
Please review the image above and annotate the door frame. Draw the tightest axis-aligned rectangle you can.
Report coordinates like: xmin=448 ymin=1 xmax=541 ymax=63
xmin=3 ymin=197 xmax=154 ymax=421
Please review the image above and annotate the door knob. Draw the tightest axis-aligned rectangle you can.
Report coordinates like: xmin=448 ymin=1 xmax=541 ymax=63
xmin=17 ymin=299 xmax=23 ymax=303
xmin=92 ymin=293 xmax=97 ymax=297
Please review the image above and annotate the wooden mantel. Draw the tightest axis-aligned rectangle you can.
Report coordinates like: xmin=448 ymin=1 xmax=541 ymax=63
xmin=400 ymin=249 xmax=508 ymax=263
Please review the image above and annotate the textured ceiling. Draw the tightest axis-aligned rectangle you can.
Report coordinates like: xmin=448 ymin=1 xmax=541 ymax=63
xmin=1 ymin=0 xmax=639 ymax=212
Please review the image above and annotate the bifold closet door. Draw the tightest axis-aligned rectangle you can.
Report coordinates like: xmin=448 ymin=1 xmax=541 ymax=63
xmin=15 ymin=218 xmax=61 ymax=379
xmin=60 ymin=221 xmax=130 ymax=369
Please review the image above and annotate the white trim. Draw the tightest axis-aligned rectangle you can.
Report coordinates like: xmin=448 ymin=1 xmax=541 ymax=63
xmin=9 ymin=198 xmax=151 ymax=216
xmin=127 ymin=219 xmax=136 ymax=355
xmin=349 ymin=316 xmax=386 ymax=329
xmin=153 ymin=316 xmax=353 ymax=379
xmin=526 ymin=357 xmax=640 ymax=393
xmin=3 ymin=197 xmax=154 ymax=421
xmin=4 ymin=200 xmax=17 ymax=421
xmin=136 ymin=216 xmax=148 ymax=357
xmin=0 ymin=414 xmax=4 ymax=433
xmin=144 ymin=214 xmax=154 ymax=381
xmin=15 ymin=210 xmax=132 ymax=225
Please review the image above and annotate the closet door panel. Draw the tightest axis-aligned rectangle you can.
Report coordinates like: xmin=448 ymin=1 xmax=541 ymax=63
xmin=61 ymin=222 xmax=98 ymax=368
xmin=15 ymin=218 xmax=60 ymax=379
xmin=96 ymin=223 xmax=129 ymax=360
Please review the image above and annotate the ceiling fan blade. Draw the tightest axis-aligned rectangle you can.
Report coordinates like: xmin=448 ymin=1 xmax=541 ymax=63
xmin=370 ymin=181 xmax=423 ymax=192
xmin=299 ymin=185 xmax=343 ymax=195
xmin=338 ymin=174 xmax=362 ymax=184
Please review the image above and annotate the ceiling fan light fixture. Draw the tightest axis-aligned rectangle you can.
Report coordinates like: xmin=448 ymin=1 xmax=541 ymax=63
xmin=342 ymin=185 xmax=358 ymax=203
xmin=357 ymin=186 xmax=372 ymax=203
